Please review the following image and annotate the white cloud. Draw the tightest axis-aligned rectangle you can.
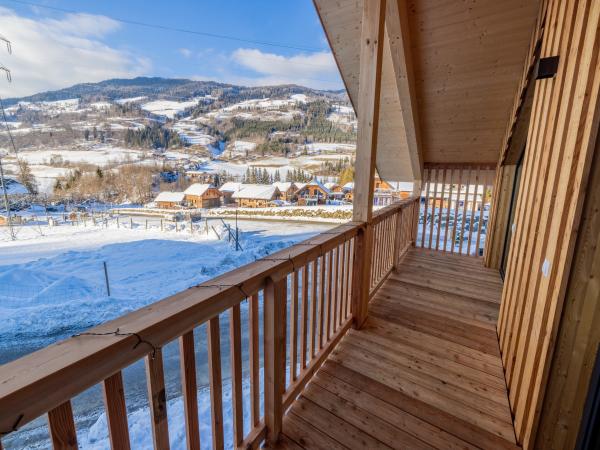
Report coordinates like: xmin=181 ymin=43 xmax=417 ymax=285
xmin=178 ymin=48 xmax=193 ymax=58
xmin=230 ymin=48 xmax=342 ymax=90
xmin=0 ymin=7 xmax=151 ymax=97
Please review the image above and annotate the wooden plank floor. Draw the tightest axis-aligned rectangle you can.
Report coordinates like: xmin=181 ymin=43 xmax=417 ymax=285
xmin=273 ymin=248 xmax=517 ymax=450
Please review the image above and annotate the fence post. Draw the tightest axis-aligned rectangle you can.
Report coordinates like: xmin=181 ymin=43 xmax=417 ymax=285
xmin=263 ymin=275 xmax=286 ymax=445
xmin=160 ymin=219 xmax=163 ymax=232
xmin=130 ymin=217 xmax=133 ymax=228
xmin=103 ymin=261 xmax=111 ymax=297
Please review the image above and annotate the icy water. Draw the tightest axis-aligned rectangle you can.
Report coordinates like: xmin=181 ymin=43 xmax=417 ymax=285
xmin=0 ymin=219 xmax=333 ymax=449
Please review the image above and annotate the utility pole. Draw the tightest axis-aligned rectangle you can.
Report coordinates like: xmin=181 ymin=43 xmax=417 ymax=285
xmin=0 ymin=154 xmax=15 ymax=240
xmin=0 ymin=35 xmax=15 ymax=240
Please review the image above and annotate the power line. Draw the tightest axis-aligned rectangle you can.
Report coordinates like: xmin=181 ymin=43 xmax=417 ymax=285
xmin=3 ymin=0 xmax=327 ymax=53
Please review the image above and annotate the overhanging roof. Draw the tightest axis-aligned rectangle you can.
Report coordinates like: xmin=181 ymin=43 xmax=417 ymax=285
xmin=314 ymin=0 xmax=540 ymax=181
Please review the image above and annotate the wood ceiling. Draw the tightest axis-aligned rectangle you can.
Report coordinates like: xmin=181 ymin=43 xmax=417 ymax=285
xmin=314 ymin=0 xmax=540 ymax=181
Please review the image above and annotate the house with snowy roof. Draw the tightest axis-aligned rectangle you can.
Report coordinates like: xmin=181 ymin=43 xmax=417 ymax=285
xmin=154 ymin=191 xmax=185 ymax=209
xmin=232 ymin=184 xmax=281 ymax=208
xmin=183 ymin=183 xmax=221 ymax=209
xmin=296 ymin=179 xmax=331 ymax=205
xmin=272 ymin=181 xmax=298 ymax=202
xmin=219 ymin=182 xmax=242 ymax=204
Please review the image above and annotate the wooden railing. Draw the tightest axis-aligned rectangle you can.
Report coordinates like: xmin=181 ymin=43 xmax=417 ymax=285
xmin=370 ymin=199 xmax=419 ymax=294
xmin=0 ymin=197 xmax=418 ymax=450
xmin=417 ymin=164 xmax=495 ymax=256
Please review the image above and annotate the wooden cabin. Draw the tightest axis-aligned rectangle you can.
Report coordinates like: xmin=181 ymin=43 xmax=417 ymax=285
xmin=0 ymin=2 xmax=598 ymax=450
xmin=183 ymin=183 xmax=221 ymax=208
xmin=296 ymin=179 xmax=331 ymax=205
xmin=232 ymin=184 xmax=281 ymax=208
xmin=153 ymin=191 xmax=185 ymax=209
xmin=219 ymin=181 xmax=242 ymax=204
xmin=272 ymin=181 xmax=298 ymax=202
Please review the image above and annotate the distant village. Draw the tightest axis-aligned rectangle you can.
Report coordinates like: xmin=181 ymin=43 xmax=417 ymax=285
xmin=152 ymin=177 xmax=414 ymax=211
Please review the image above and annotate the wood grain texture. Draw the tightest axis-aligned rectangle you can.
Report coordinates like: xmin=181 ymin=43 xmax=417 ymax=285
xmin=145 ymin=349 xmax=170 ymax=450
xmin=271 ymin=248 xmax=516 ymax=450
xmin=102 ymin=371 xmax=131 ymax=450
xmin=48 ymin=401 xmax=78 ymax=450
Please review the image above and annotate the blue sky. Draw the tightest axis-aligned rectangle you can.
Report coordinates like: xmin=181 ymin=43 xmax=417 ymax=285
xmin=0 ymin=0 xmax=343 ymax=97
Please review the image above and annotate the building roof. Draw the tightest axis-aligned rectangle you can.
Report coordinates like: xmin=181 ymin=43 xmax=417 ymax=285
xmin=154 ymin=191 xmax=185 ymax=203
xmin=184 ymin=183 xmax=214 ymax=197
xmin=342 ymin=182 xmax=354 ymax=191
xmin=232 ymin=184 xmax=280 ymax=200
xmin=299 ymin=179 xmax=331 ymax=195
xmin=324 ymin=182 xmax=339 ymax=190
xmin=219 ymin=182 xmax=242 ymax=193
xmin=295 ymin=182 xmax=307 ymax=191
xmin=273 ymin=181 xmax=296 ymax=192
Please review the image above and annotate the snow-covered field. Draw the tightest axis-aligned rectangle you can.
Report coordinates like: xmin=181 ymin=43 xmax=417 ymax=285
xmin=0 ymin=218 xmax=334 ymax=449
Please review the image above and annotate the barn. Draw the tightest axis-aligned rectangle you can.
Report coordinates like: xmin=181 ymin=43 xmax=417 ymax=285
xmin=183 ymin=183 xmax=221 ymax=209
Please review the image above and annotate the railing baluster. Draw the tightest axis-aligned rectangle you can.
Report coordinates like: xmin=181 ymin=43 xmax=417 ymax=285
xmin=145 ymin=348 xmax=170 ymax=450
xmin=459 ymin=168 xmax=472 ymax=255
xmin=428 ymin=168 xmax=439 ymax=249
xmin=207 ymin=317 xmax=224 ymax=450
xmin=421 ymin=168 xmax=430 ymax=247
xmin=300 ymin=264 xmax=309 ymax=370
xmin=467 ymin=167 xmax=480 ymax=256
xmin=339 ymin=241 xmax=347 ymax=327
xmin=249 ymin=293 xmax=260 ymax=428
xmin=444 ymin=169 xmax=454 ymax=252
xmin=326 ymin=251 xmax=333 ymax=341
xmin=290 ymin=270 xmax=299 ymax=382
xmin=264 ymin=277 xmax=286 ymax=445
xmin=229 ymin=304 xmax=244 ymax=447
xmin=309 ymin=259 xmax=318 ymax=359
xmin=103 ymin=371 xmax=131 ymax=450
xmin=475 ymin=170 xmax=488 ymax=256
xmin=347 ymin=238 xmax=354 ymax=319
xmin=451 ymin=168 xmax=464 ymax=254
xmin=179 ymin=332 xmax=200 ymax=450
xmin=436 ymin=168 xmax=447 ymax=250
xmin=331 ymin=247 xmax=338 ymax=333
xmin=318 ymin=255 xmax=326 ymax=349
xmin=48 ymin=400 xmax=78 ymax=450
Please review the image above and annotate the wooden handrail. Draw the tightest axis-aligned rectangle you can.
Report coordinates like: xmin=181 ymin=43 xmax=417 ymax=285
xmin=0 ymin=198 xmax=419 ymax=449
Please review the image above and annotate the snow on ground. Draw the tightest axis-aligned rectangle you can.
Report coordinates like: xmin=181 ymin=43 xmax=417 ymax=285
xmin=0 ymin=217 xmax=333 ymax=449
xmin=301 ymin=142 xmax=356 ymax=153
xmin=0 ymin=218 xmax=333 ymax=356
xmin=115 ymin=96 xmax=147 ymax=104
xmin=172 ymin=119 xmax=215 ymax=145
xmin=142 ymin=99 xmax=201 ymax=119
xmin=15 ymin=145 xmax=144 ymax=166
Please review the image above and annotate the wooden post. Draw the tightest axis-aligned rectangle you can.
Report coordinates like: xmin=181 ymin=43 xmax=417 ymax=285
xmin=350 ymin=0 xmax=386 ymax=329
xmin=263 ymin=276 xmax=286 ymax=445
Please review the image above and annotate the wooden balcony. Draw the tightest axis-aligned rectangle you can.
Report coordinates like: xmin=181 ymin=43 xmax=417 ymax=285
xmin=0 ymin=197 xmax=519 ymax=450
xmin=271 ymin=248 xmax=516 ymax=450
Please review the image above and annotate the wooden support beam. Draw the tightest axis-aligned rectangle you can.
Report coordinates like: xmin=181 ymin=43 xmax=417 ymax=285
xmin=179 ymin=332 xmax=200 ymax=450
xmin=263 ymin=277 xmax=287 ymax=445
xmin=351 ymin=0 xmax=386 ymax=329
xmin=386 ymin=0 xmax=423 ymax=180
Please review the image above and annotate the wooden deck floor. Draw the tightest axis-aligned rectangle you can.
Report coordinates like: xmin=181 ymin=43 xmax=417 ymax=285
xmin=273 ymin=248 xmax=517 ymax=450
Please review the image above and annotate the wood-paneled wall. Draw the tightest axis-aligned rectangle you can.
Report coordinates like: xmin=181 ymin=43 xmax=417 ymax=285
xmin=535 ymin=116 xmax=600 ymax=450
xmin=493 ymin=0 xmax=600 ymax=448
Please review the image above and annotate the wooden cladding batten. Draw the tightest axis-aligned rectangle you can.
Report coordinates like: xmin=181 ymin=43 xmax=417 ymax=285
xmin=417 ymin=164 xmax=495 ymax=257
